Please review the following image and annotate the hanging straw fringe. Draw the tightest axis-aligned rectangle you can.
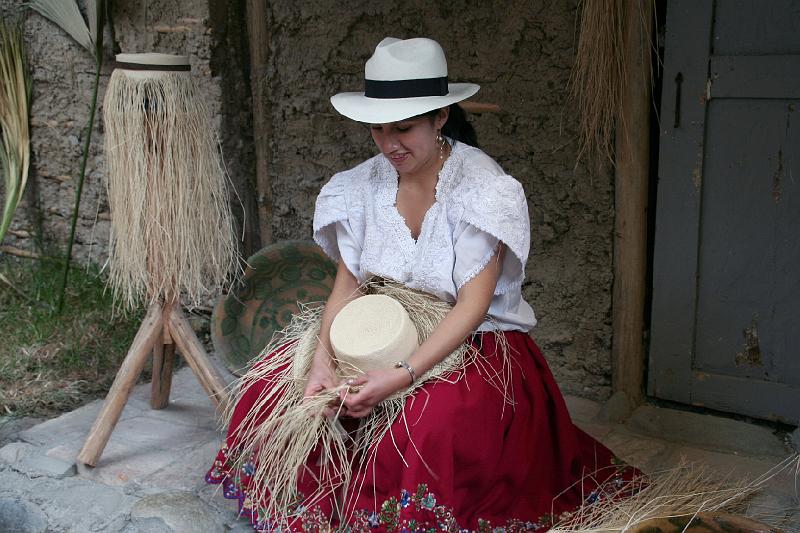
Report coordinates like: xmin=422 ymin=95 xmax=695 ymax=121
xmin=103 ymin=70 xmax=240 ymax=308
xmin=569 ymin=0 xmax=655 ymax=166
xmin=569 ymin=0 xmax=626 ymax=165
xmin=221 ymin=279 xmax=512 ymax=528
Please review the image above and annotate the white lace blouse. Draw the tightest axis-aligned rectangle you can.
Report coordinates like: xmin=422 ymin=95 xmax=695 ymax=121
xmin=312 ymin=140 xmax=537 ymax=332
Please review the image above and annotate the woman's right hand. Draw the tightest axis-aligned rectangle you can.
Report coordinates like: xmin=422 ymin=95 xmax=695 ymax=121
xmin=302 ymin=348 xmax=338 ymax=399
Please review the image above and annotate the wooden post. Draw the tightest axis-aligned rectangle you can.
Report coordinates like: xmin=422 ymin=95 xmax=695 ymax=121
xmin=611 ymin=0 xmax=653 ymax=405
xmin=150 ymin=301 xmax=176 ymax=409
xmin=77 ymin=303 xmax=163 ymax=466
xmin=150 ymin=339 xmax=176 ymax=409
xmin=246 ymin=0 xmax=273 ymax=245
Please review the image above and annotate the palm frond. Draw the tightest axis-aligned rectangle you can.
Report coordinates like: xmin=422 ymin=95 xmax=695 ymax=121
xmin=0 ymin=18 xmax=32 ymax=245
xmin=26 ymin=0 xmax=93 ymax=54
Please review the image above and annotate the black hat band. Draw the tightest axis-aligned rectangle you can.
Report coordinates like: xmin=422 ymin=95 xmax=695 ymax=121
xmin=364 ymin=76 xmax=448 ymax=99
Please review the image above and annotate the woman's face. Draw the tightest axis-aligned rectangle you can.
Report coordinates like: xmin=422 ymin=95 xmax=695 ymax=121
xmin=370 ymin=108 xmax=449 ymax=178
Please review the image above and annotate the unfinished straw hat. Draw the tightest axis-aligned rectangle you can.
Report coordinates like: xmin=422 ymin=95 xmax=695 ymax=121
xmin=103 ymin=52 xmax=239 ymax=309
xmin=330 ymin=294 xmax=419 ymax=373
xmin=225 ymin=280 xmax=497 ymax=524
xmin=330 ymin=37 xmax=480 ymax=124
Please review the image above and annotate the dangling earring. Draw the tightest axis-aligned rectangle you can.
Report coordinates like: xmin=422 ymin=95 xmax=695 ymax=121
xmin=436 ymin=131 xmax=445 ymax=160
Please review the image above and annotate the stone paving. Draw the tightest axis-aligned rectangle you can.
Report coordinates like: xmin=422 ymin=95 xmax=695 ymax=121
xmin=0 ymin=363 xmax=798 ymax=532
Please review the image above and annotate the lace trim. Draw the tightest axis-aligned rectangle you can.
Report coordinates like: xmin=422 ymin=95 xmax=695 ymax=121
xmin=456 ymin=242 xmax=499 ymax=291
xmin=312 ymin=143 xmax=531 ymax=321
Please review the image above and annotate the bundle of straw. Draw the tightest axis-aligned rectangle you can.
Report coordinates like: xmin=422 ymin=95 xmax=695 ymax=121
xmin=103 ymin=65 xmax=240 ymax=308
xmin=222 ymin=279 xmax=511 ymax=528
xmin=0 ymin=18 xmax=31 ymax=246
xmin=569 ymin=0 xmax=654 ymax=165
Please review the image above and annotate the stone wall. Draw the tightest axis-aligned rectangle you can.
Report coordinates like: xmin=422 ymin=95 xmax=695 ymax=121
xmin=2 ymin=0 xmax=615 ymax=400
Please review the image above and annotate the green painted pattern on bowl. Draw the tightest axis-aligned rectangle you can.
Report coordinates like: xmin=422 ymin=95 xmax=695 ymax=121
xmin=211 ymin=240 xmax=336 ymax=375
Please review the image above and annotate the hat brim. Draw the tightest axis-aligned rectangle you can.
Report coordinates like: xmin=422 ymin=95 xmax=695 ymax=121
xmin=330 ymin=83 xmax=480 ymax=124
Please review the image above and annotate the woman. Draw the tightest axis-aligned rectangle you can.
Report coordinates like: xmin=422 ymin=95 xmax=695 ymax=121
xmin=207 ymin=37 xmax=633 ymax=532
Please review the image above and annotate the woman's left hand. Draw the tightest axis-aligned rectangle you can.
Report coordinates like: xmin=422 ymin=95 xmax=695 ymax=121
xmin=339 ymin=367 xmax=411 ymax=418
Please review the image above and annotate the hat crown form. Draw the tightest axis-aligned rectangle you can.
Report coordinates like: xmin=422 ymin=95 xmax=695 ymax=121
xmin=365 ymin=37 xmax=448 ymax=81
xmin=115 ymin=53 xmax=189 ymax=66
xmin=330 ymin=294 xmax=419 ymax=372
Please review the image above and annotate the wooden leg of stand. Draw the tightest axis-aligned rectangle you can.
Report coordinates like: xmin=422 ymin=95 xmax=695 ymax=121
xmin=77 ymin=303 xmax=164 ymax=467
xmin=151 ymin=303 xmax=175 ymax=409
xmin=150 ymin=339 xmax=176 ymax=410
xmin=167 ymin=305 xmax=228 ymax=410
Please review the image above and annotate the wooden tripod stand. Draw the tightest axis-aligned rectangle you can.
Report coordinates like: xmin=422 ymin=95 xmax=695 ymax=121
xmin=77 ymin=300 xmax=228 ymax=467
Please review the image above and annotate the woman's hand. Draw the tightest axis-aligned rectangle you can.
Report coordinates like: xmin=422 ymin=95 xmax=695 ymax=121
xmin=340 ymin=367 xmax=411 ymax=418
xmin=303 ymin=350 xmax=338 ymax=399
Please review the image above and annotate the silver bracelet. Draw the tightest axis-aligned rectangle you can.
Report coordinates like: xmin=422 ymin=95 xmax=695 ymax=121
xmin=394 ymin=360 xmax=417 ymax=385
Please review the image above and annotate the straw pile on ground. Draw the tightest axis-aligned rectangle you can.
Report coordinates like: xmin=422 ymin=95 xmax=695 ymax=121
xmin=552 ymin=455 xmax=798 ymax=532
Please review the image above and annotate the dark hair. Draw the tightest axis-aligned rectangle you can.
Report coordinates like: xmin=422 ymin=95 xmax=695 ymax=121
xmin=422 ymin=104 xmax=479 ymax=147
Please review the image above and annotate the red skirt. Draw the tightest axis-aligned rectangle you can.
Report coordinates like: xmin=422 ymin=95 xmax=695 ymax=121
xmin=206 ymin=331 xmax=635 ymax=532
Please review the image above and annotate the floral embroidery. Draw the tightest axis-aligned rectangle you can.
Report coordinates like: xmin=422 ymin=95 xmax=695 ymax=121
xmin=207 ymin=440 xmax=641 ymax=532
xmin=380 ymin=496 xmax=401 ymax=531
xmin=400 ymin=490 xmax=412 ymax=508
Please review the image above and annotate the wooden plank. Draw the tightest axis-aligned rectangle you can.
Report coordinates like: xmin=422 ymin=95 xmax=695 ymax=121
xmin=77 ymin=303 xmax=163 ymax=467
xmin=167 ymin=305 xmax=229 ymax=411
xmin=611 ymin=0 xmax=653 ymax=404
xmin=691 ymin=371 xmax=800 ymax=424
xmin=692 ymin=98 xmax=800 ymax=390
xmin=712 ymin=0 xmax=800 ymax=56
xmin=711 ymin=55 xmax=800 ymax=99
xmin=647 ymin=1 xmax=714 ymax=402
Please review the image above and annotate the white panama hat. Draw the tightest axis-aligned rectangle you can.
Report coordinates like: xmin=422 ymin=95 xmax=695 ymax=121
xmin=329 ymin=294 xmax=419 ymax=373
xmin=330 ymin=37 xmax=480 ymax=124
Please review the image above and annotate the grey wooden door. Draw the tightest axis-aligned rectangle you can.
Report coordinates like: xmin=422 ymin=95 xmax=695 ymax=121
xmin=649 ymin=0 xmax=800 ymax=424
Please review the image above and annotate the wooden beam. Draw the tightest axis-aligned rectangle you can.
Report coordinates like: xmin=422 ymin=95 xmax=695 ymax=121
xmin=611 ymin=0 xmax=653 ymax=405
xmin=246 ymin=0 xmax=273 ymax=245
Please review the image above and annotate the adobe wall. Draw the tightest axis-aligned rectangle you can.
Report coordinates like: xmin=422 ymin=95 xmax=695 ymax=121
xmin=263 ymin=0 xmax=615 ymax=399
xmin=2 ymin=0 xmax=614 ymax=400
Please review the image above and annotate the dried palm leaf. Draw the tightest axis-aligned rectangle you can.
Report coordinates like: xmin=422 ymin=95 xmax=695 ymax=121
xmin=26 ymin=0 xmax=94 ymax=54
xmin=0 ymin=17 xmax=31 ymax=246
